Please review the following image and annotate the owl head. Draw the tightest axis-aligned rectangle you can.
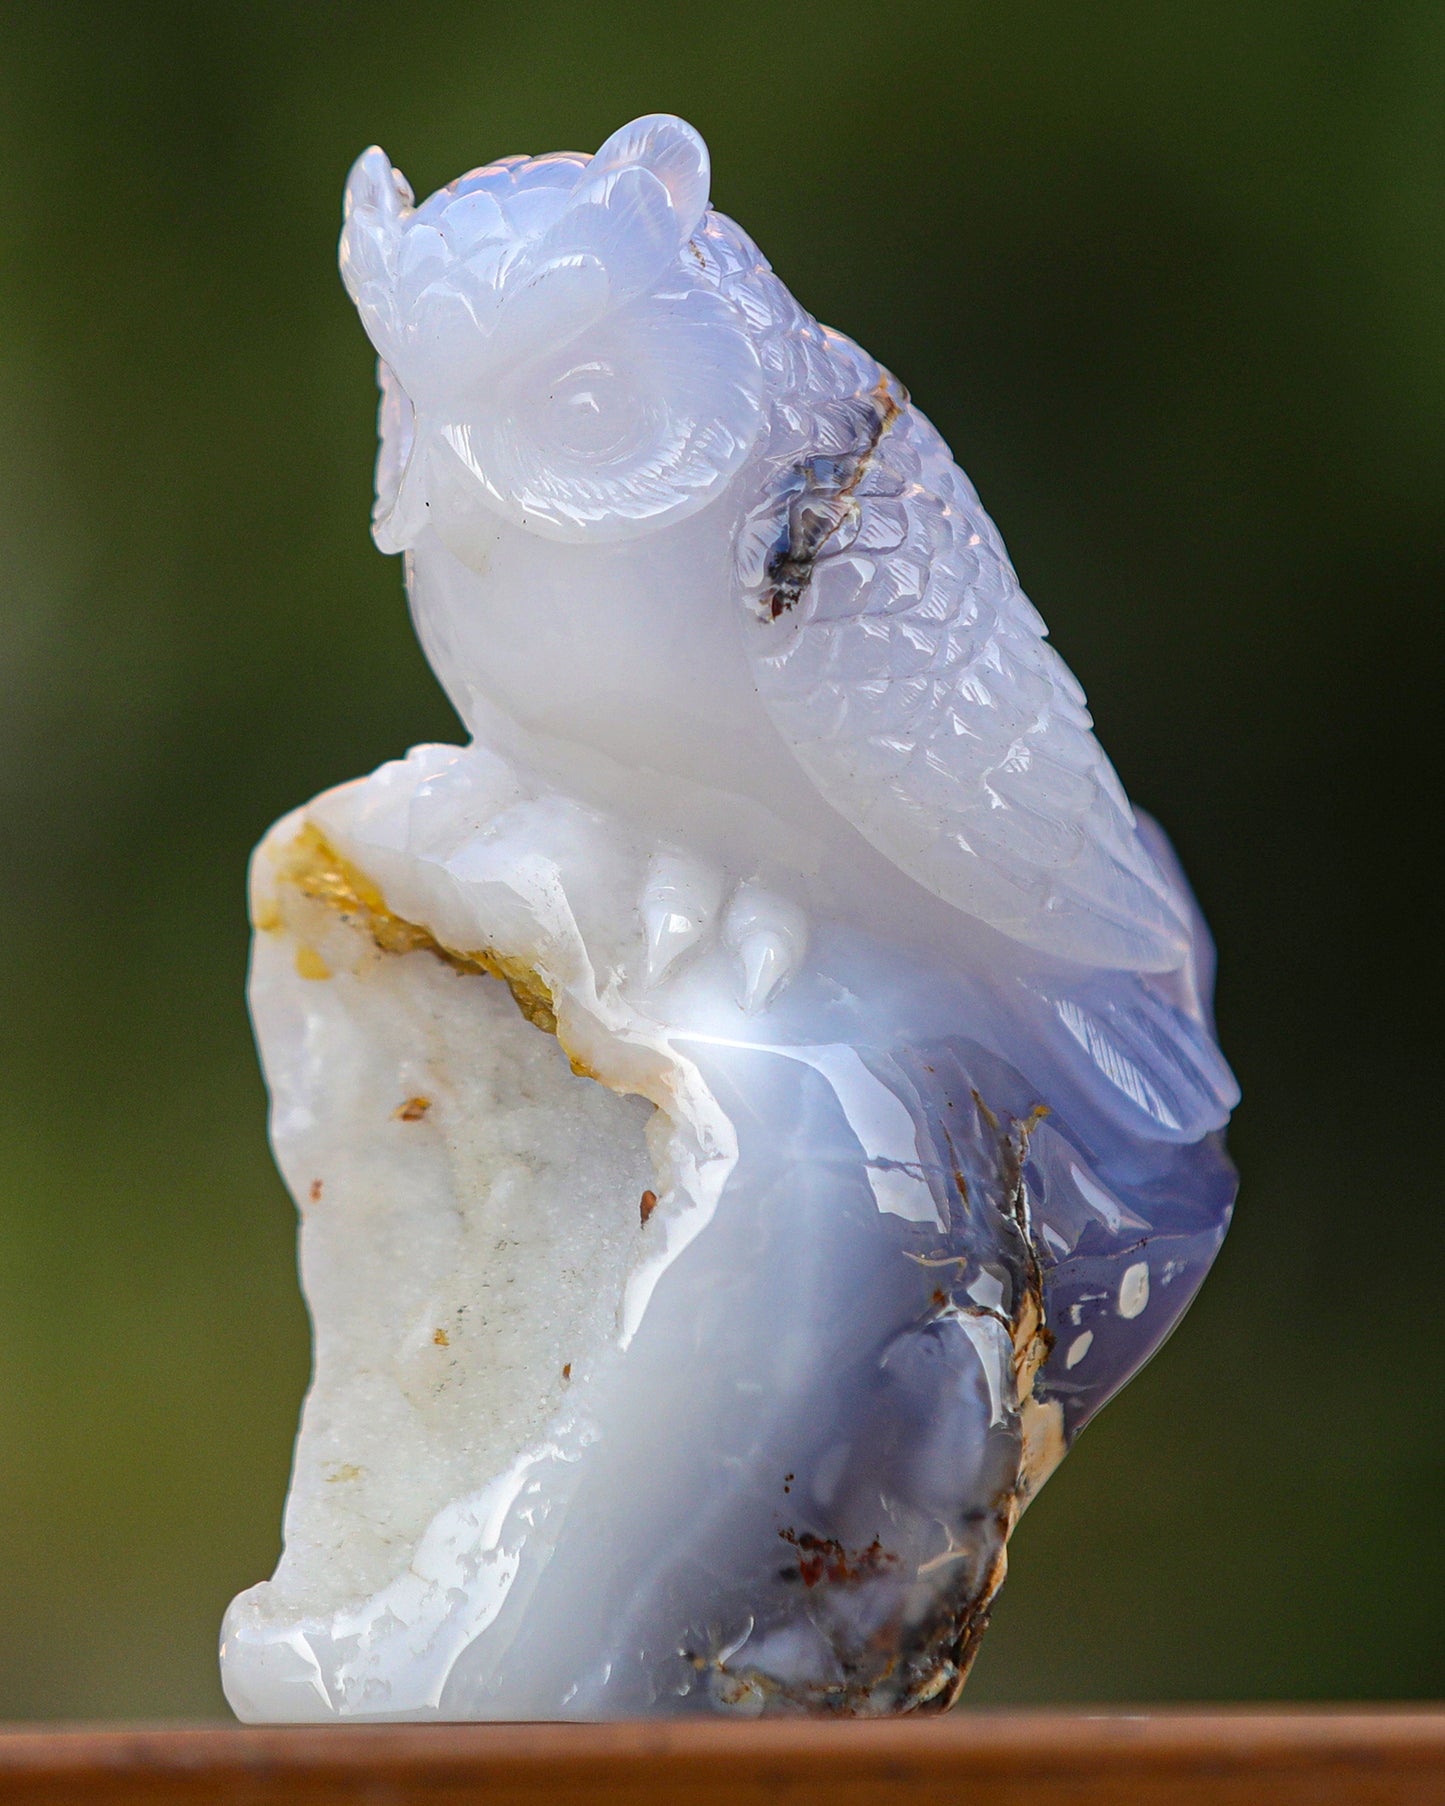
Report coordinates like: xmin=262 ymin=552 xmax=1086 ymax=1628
xmin=340 ymin=115 xmax=765 ymax=557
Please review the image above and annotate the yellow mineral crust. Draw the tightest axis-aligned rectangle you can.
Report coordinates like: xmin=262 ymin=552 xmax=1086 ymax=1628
xmin=259 ymin=822 xmax=560 ymax=1038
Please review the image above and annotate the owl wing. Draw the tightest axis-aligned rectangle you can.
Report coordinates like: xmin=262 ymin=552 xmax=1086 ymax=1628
xmin=736 ymin=328 xmax=1194 ymax=975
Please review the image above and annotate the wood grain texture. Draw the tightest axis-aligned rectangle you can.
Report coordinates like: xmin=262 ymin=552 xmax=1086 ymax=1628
xmin=1 ymin=1712 xmax=1443 ymax=1806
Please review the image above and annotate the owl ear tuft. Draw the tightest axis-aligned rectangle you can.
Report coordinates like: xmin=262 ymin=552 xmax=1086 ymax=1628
xmin=340 ymin=148 xmax=416 ymax=362
xmin=343 ymin=146 xmax=414 ymax=226
xmin=584 ymin=115 xmax=711 ymax=243
xmin=534 ymin=116 xmax=711 ymax=308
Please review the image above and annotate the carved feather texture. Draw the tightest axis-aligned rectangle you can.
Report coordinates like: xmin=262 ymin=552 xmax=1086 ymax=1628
xmin=708 ymin=214 xmax=1196 ymax=974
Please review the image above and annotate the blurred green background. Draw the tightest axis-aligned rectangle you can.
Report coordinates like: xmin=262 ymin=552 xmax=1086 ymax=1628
xmin=2 ymin=0 xmax=1442 ymax=1718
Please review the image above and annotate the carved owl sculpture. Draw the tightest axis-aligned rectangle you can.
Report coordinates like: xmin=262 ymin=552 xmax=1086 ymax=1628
xmin=222 ymin=114 xmax=1237 ymax=1721
xmin=343 ymin=112 xmax=1203 ymax=983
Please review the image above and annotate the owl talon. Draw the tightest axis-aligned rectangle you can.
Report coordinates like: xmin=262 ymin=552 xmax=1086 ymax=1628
xmin=722 ymin=885 xmax=809 ymax=1014
xmin=640 ymin=852 xmax=725 ymax=986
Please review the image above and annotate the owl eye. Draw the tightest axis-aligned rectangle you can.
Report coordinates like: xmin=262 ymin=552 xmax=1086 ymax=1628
xmin=538 ymin=358 xmax=652 ymax=465
xmin=433 ymin=283 xmax=765 ymax=544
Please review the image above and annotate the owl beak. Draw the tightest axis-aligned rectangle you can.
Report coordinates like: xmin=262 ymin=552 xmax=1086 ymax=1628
xmin=374 ymin=420 xmax=434 ymax=555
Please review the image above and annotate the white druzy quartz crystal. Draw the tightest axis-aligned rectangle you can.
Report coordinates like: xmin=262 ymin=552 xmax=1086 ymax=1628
xmin=222 ymin=115 xmax=1239 ymax=1721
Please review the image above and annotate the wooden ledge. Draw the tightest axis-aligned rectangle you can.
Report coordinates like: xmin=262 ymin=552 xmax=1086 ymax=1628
xmin=2 ymin=1710 xmax=1444 ymax=1805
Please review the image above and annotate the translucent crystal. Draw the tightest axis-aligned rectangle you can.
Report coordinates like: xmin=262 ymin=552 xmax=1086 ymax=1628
xmin=221 ymin=115 xmax=1237 ymax=1721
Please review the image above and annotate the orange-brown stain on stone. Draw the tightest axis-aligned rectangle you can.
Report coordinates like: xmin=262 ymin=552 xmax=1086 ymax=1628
xmin=294 ymin=944 xmax=331 ymax=981
xmin=432 ymin=1328 xmax=450 ymax=1347
xmin=396 ymin=1096 xmax=432 ymax=1122
xmin=309 ymin=1179 xmax=324 ymax=1203
xmin=778 ymin=1529 xmax=898 ymax=1590
xmin=639 ymin=1189 xmax=658 ymax=1225
xmin=270 ymin=824 xmax=559 ymax=1035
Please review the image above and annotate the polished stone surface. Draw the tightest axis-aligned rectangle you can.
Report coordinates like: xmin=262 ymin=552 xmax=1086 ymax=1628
xmin=221 ymin=115 xmax=1237 ymax=1721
